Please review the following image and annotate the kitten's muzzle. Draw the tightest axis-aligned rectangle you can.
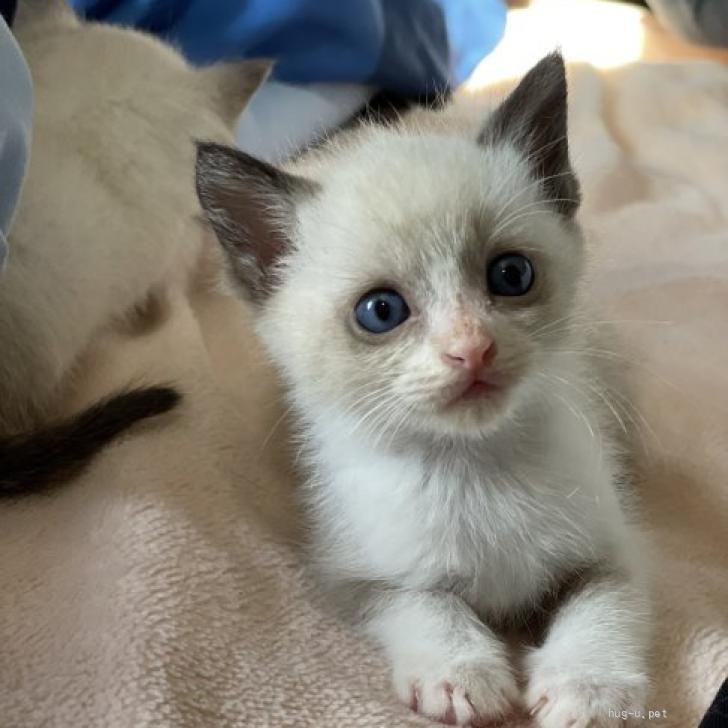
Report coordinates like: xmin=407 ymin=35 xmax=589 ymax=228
xmin=439 ymin=331 xmax=501 ymax=406
xmin=440 ymin=335 xmax=497 ymax=372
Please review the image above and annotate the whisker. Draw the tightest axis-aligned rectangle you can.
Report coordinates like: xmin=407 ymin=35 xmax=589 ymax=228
xmin=491 ymin=169 xmax=575 ymax=228
xmin=491 ymin=198 xmax=580 ymax=239
xmin=350 ymin=392 xmax=399 ymax=439
xmin=368 ymin=399 xmax=406 ymax=449
xmin=388 ymin=399 xmax=420 ymax=447
xmin=536 ymin=371 xmax=605 ymax=466
xmin=532 ymin=318 xmax=675 ymax=345
xmin=551 ymin=372 xmax=628 ymax=435
xmin=490 ymin=173 xmax=547 ymax=224
xmin=530 ymin=313 xmax=582 ymax=339
xmin=338 ymin=384 xmax=393 ymax=420
xmin=259 ymin=404 xmax=295 ymax=452
xmin=547 ymin=367 xmax=662 ymax=456
xmin=597 ymin=381 xmax=663 ymax=454
xmin=377 ymin=403 xmax=410 ymax=450
xmin=547 ymin=346 xmax=685 ymax=398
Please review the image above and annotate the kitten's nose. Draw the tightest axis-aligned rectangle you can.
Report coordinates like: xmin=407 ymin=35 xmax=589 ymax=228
xmin=441 ymin=336 xmax=497 ymax=372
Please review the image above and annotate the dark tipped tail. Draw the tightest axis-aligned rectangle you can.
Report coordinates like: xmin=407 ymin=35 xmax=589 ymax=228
xmin=0 ymin=386 xmax=181 ymax=497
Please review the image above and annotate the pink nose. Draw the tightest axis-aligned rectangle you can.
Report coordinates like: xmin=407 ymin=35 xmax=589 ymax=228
xmin=441 ymin=337 xmax=497 ymax=371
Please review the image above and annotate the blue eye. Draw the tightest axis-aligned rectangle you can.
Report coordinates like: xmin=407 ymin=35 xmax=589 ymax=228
xmin=487 ymin=253 xmax=534 ymax=296
xmin=354 ymin=288 xmax=410 ymax=334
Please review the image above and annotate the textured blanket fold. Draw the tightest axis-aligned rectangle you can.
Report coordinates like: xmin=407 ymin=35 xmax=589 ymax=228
xmin=1 ymin=10 xmax=728 ymax=728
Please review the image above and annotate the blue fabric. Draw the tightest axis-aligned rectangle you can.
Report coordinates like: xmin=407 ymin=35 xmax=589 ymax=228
xmin=0 ymin=16 xmax=33 ymax=273
xmin=69 ymin=0 xmax=506 ymax=94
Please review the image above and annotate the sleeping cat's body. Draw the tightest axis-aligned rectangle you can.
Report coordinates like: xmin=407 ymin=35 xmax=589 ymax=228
xmin=0 ymin=0 xmax=267 ymax=492
xmin=0 ymin=0 xmax=267 ymax=433
xmin=197 ymin=53 xmax=650 ymax=727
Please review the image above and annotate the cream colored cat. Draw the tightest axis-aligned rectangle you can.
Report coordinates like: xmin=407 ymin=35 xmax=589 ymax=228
xmin=0 ymin=0 xmax=268 ymax=491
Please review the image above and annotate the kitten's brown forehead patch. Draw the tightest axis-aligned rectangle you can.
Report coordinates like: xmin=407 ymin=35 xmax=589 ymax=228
xmin=441 ymin=300 xmax=490 ymax=336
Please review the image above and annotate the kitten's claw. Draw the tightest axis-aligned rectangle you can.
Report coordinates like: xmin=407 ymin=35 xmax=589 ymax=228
xmin=529 ymin=695 xmax=548 ymax=716
xmin=526 ymin=675 xmax=648 ymax=728
xmin=394 ymin=660 xmax=519 ymax=726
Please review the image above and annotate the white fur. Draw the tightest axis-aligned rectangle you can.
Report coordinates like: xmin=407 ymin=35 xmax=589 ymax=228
xmin=252 ymin=121 xmax=652 ymax=724
xmin=525 ymin=574 xmax=650 ymax=728
xmin=304 ymin=372 xmax=650 ymax=724
xmin=204 ymin=69 xmax=652 ymax=725
xmin=371 ymin=590 xmax=519 ymax=724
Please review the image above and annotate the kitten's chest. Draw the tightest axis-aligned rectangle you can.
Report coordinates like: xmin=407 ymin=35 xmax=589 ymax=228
xmin=315 ymin=432 xmax=613 ymax=613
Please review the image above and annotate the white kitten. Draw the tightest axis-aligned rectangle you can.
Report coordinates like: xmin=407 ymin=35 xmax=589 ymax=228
xmin=197 ymin=53 xmax=650 ymax=727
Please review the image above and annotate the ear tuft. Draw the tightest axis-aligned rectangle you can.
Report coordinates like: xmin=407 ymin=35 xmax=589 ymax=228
xmin=479 ymin=51 xmax=580 ymax=217
xmin=197 ymin=59 xmax=273 ymax=128
xmin=14 ymin=0 xmax=80 ymax=33
xmin=195 ymin=142 xmax=316 ymax=301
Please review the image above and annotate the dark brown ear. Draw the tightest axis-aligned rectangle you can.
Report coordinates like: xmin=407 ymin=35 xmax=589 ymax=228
xmin=195 ymin=143 xmax=317 ymax=301
xmin=479 ymin=51 xmax=580 ymax=217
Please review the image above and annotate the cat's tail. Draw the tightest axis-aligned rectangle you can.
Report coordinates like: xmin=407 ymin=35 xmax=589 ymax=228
xmin=0 ymin=386 xmax=181 ymax=497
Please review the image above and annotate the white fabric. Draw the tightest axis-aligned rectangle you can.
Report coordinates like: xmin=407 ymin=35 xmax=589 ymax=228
xmin=235 ymin=80 xmax=372 ymax=163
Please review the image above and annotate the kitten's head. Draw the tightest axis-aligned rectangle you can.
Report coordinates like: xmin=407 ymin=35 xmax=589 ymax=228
xmin=197 ymin=53 xmax=584 ymax=441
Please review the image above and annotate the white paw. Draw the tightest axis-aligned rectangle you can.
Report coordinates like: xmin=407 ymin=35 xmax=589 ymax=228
xmin=526 ymin=673 xmax=648 ymax=728
xmin=393 ymin=657 xmax=520 ymax=726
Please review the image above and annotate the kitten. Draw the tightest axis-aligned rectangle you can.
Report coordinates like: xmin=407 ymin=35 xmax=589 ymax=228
xmin=0 ymin=0 xmax=268 ymax=492
xmin=0 ymin=0 xmax=269 ymax=433
xmin=197 ymin=53 xmax=650 ymax=727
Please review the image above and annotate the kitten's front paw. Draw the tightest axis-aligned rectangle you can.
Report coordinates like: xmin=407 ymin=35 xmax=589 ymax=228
xmin=393 ymin=657 xmax=520 ymax=726
xmin=526 ymin=673 xmax=648 ymax=728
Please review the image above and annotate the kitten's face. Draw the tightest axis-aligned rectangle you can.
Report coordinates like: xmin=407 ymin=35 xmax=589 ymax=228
xmin=197 ymin=52 xmax=583 ymax=442
xmin=263 ymin=136 xmax=583 ymax=439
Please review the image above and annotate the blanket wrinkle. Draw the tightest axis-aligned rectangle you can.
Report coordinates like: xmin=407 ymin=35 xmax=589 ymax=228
xmin=2 ymin=27 xmax=728 ymax=728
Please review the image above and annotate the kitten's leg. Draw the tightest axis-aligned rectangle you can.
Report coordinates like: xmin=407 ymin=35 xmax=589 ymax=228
xmin=365 ymin=589 xmax=520 ymax=725
xmin=525 ymin=567 xmax=650 ymax=728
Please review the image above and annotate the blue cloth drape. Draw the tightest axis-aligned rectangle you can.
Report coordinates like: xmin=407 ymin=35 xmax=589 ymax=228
xmin=69 ymin=0 xmax=506 ymax=95
xmin=0 ymin=15 xmax=33 ymax=272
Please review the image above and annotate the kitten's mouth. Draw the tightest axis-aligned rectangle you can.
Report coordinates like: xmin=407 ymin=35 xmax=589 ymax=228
xmin=447 ymin=377 xmax=499 ymax=406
